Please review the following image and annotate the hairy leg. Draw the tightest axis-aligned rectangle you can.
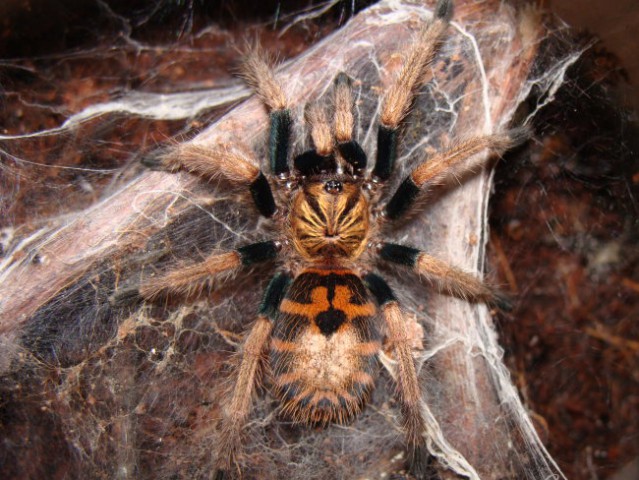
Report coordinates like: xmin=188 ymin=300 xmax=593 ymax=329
xmin=306 ymin=103 xmax=333 ymax=157
xmin=215 ymin=273 xmax=291 ymax=479
xmin=240 ymin=46 xmax=292 ymax=176
xmin=364 ymin=273 xmax=432 ymax=478
xmin=144 ymin=142 xmax=277 ymax=218
xmin=385 ymin=128 xmax=529 ymax=219
xmin=139 ymin=241 xmax=279 ymax=300
xmin=215 ymin=315 xmax=272 ymax=478
xmin=373 ymin=0 xmax=453 ymax=180
xmin=332 ymin=73 xmax=367 ymax=172
xmin=378 ymin=242 xmax=510 ymax=309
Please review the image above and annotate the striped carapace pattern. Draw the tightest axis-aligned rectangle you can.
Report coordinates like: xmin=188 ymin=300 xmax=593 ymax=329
xmin=290 ymin=180 xmax=369 ymax=261
xmin=270 ymin=268 xmax=381 ymax=424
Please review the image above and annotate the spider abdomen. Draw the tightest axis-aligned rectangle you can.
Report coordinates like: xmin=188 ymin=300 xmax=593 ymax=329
xmin=270 ymin=268 xmax=381 ymax=424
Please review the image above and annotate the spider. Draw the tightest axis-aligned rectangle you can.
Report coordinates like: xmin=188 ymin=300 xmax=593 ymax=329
xmin=137 ymin=0 xmax=526 ymax=477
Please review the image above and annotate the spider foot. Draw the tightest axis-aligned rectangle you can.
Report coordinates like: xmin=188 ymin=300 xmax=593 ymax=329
xmin=435 ymin=0 xmax=454 ymax=21
xmin=491 ymin=290 xmax=514 ymax=312
xmin=109 ymin=286 xmax=143 ymax=308
xmin=140 ymin=148 xmax=172 ymax=171
xmin=214 ymin=469 xmax=228 ymax=480
xmin=409 ymin=443 xmax=438 ymax=480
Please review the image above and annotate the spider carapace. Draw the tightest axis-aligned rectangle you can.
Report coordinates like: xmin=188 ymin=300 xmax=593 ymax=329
xmin=138 ymin=0 xmax=526 ymax=477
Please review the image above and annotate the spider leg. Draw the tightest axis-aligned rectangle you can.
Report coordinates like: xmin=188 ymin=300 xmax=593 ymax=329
xmin=307 ymin=103 xmax=333 ymax=157
xmin=363 ymin=273 xmax=433 ymax=478
xmin=294 ymin=102 xmax=336 ymax=175
xmin=333 ymin=73 xmax=354 ymax=145
xmin=379 ymin=242 xmax=511 ymax=309
xmin=139 ymin=241 xmax=280 ymax=300
xmin=333 ymin=73 xmax=366 ymax=172
xmin=385 ymin=128 xmax=529 ymax=220
xmin=294 ymin=73 xmax=368 ymax=175
xmin=215 ymin=273 xmax=291 ymax=479
xmin=143 ymin=142 xmax=277 ymax=218
xmin=240 ymin=47 xmax=292 ymax=176
xmin=373 ymin=0 xmax=452 ymax=180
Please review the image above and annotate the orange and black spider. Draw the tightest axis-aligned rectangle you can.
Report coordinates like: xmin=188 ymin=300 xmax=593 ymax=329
xmin=136 ymin=0 xmax=526 ymax=477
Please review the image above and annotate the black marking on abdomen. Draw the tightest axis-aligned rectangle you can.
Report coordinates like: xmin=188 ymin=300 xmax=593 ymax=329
xmin=275 ymin=270 xmax=374 ymax=338
xmin=316 ymin=308 xmax=346 ymax=336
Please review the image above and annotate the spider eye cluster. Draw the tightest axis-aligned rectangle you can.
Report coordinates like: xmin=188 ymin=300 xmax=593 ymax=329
xmin=324 ymin=180 xmax=343 ymax=194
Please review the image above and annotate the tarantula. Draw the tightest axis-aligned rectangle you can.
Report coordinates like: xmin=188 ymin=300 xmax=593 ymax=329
xmin=138 ymin=0 xmax=525 ymax=477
